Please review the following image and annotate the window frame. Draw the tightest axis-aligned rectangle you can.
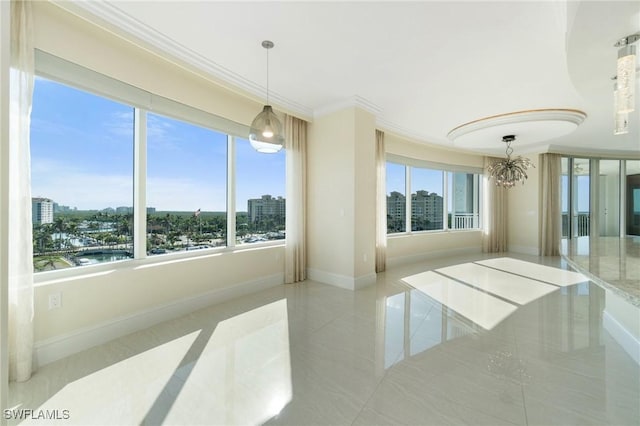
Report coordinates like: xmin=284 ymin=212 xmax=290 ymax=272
xmin=386 ymin=154 xmax=483 ymax=235
xmin=32 ymin=50 xmax=285 ymax=280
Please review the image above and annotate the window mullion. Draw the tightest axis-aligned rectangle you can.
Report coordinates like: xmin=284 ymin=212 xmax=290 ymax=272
xmin=405 ymin=166 xmax=411 ymax=233
xmin=227 ymin=135 xmax=236 ymax=248
xmin=133 ymin=108 xmax=147 ymax=259
xmin=444 ymin=171 xmax=449 ymax=230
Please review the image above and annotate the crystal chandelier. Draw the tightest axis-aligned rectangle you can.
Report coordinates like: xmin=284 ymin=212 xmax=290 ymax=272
xmin=613 ymin=33 xmax=639 ymax=135
xmin=487 ymin=135 xmax=534 ymax=188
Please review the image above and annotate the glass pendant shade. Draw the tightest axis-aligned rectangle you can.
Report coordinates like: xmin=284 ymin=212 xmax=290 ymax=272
xmin=613 ymin=82 xmax=630 ymax=135
xmin=616 ymin=45 xmax=636 ymax=114
xmin=249 ymin=105 xmax=284 ymax=153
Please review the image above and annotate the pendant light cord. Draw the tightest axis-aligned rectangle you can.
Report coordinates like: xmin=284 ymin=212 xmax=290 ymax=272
xmin=266 ymin=46 xmax=270 ymax=105
xmin=505 ymin=140 xmax=513 ymax=160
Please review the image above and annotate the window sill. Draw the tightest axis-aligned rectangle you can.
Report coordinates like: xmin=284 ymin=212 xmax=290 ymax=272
xmin=387 ymin=228 xmax=483 ymax=239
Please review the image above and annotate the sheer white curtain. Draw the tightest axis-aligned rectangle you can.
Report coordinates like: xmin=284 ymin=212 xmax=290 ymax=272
xmin=482 ymin=156 xmax=508 ymax=253
xmin=284 ymin=115 xmax=307 ymax=283
xmin=375 ymin=130 xmax=386 ymax=273
xmin=8 ymin=0 xmax=34 ymax=382
xmin=538 ymin=153 xmax=561 ymax=256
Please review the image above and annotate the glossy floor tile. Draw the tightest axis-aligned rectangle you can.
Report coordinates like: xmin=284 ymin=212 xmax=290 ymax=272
xmin=401 ymin=270 xmax=517 ymax=330
xmin=8 ymin=253 xmax=640 ymax=425
xmin=435 ymin=262 xmax=559 ymax=305
xmin=476 ymin=257 xmax=588 ymax=287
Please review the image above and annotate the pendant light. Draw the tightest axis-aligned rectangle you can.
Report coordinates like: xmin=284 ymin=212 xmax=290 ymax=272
xmin=249 ymin=40 xmax=284 ymax=153
xmin=614 ymin=34 xmax=638 ymax=115
xmin=487 ymin=135 xmax=534 ymax=188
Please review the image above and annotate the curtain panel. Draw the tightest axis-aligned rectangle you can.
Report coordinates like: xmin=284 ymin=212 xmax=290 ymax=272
xmin=538 ymin=153 xmax=562 ymax=256
xmin=284 ymin=115 xmax=307 ymax=283
xmin=482 ymin=156 xmax=508 ymax=253
xmin=375 ymin=130 xmax=386 ymax=273
xmin=8 ymin=0 xmax=34 ymax=382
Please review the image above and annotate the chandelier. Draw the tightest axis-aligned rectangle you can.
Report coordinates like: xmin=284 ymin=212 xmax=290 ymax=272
xmin=613 ymin=32 xmax=639 ymax=135
xmin=487 ymin=135 xmax=534 ymax=188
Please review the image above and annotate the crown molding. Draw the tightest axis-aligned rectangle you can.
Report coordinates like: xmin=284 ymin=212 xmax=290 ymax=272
xmin=50 ymin=0 xmax=314 ymax=120
xmin=546 ymin=144 xmax=640 ymax=159
xmin=376 ymin=117 xmax=439 ymax=145
xmin=313 ymin=95 xmax=382 ymax=119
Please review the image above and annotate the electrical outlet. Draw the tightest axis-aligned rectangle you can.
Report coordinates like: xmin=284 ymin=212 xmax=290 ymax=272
xmin=48 ymin=292 xmax=62 ymax=310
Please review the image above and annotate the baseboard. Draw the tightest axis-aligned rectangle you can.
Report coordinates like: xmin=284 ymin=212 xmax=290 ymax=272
xmin=354 ymin=273 xmax=377 ymax=289
xmin=603 ymin=310 xmax=640 ymax=365
xmin=386 ymin=246 xmax=481 ymax=268
xmin=307 ymin=268 xmax=376 ymax=290
xmin=34 ymin=273 xmax=284 ymax=367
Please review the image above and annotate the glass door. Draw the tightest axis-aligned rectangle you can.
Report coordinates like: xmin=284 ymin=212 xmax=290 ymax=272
xmin=599 ymin=160 xmax=620 ymax=236
xmin=572 ymin=159 xmax=590 ymax=238
xmin=626 ymin=160 xmax=640 ymax=236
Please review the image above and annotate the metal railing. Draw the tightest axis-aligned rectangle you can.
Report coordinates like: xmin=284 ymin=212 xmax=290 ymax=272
xmin=561 ymin=213 xmax=590 ymax=237
xmin=452 ymin=213 xmax=479 ymax=230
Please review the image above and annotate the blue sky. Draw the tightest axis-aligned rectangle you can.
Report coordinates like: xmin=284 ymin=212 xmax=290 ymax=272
xmin=30 ymin=77 xmax=285 ymax=212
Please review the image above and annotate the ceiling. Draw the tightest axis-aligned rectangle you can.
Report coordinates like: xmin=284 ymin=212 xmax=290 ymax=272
xmin=59 ymin=1 xmax=640 ymax=157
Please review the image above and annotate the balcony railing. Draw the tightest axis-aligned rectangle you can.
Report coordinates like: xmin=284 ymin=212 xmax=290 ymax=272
xmin=561 ymin=213 xmax=590 ymax=237
xmin=451 ymin=213 xmax=479 ymax=230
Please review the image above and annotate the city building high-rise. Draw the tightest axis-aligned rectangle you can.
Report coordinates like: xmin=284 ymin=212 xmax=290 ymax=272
xmin=247 ymin=195 xmax=285 ymax=223
xmin=387 ymin=191 xmax=406 ymax=231
xmin=411 ymin=190 xmax=443 ymax=230
xmin=32 ymin=197 xmax=54 ymax=225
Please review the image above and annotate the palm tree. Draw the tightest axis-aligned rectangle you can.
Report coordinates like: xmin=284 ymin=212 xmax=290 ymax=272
xmin=53 ymin=216 xmax=68 ymax=251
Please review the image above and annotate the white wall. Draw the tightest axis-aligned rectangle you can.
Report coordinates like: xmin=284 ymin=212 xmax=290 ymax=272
xmin=387 ymin=231 xmax=482 ymax=267
xmin=27 ymin=2 xmax=286 ymax=362
xmin=306 ymin=107 xmax=377 ymax=289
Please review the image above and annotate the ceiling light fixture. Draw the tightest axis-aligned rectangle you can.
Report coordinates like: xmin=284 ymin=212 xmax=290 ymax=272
xmin=487 ymin=135 xmax=534 ymax=188
xmin=249 ymin=40 xmax=284 ymax=153
xmin=613 ymin=80 xmax=629 ymax=135
xmin=614 ymin=33 xmax=638 ymax=115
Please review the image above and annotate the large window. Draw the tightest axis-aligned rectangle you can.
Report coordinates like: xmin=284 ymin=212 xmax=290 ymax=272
xmin=146 ymin=113 xmax=227 ymax=256
xmin=386 ymin=162 xmax=406 ymax=233
xmin=386 ymin=159 xmax=481 ymax=234
xmin=31 ymin=78 xmax=134 ymax=272
xmin=30 ymin=54 xmax=286 ymax=272
xmin=235 ymin=138 xmax=285 ymax=245
xmin=411 ymin=168 xmax=443 ymax=231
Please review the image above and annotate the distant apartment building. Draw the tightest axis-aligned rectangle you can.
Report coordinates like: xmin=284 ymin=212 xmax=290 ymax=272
xmin=387 ymin=191 xmax=406 ymax=231
xmin=116 ymin=206 xmax=133 ymax=214
xmin=53 ymin=202 xmax=74 ymax=213
xmin=386 ymin=190 xmax=443 ymax=231
xmin=412 ymin=190 xmax=443 ymax=230
xmin=32 ymin=197 xmax=54 ymax=224
xmin=247 ymin=195 xmax=285 ymax=223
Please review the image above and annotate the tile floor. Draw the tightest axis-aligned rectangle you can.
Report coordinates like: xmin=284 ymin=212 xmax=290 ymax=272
xmin=8 ymin=252 xmax=640 ymax=425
